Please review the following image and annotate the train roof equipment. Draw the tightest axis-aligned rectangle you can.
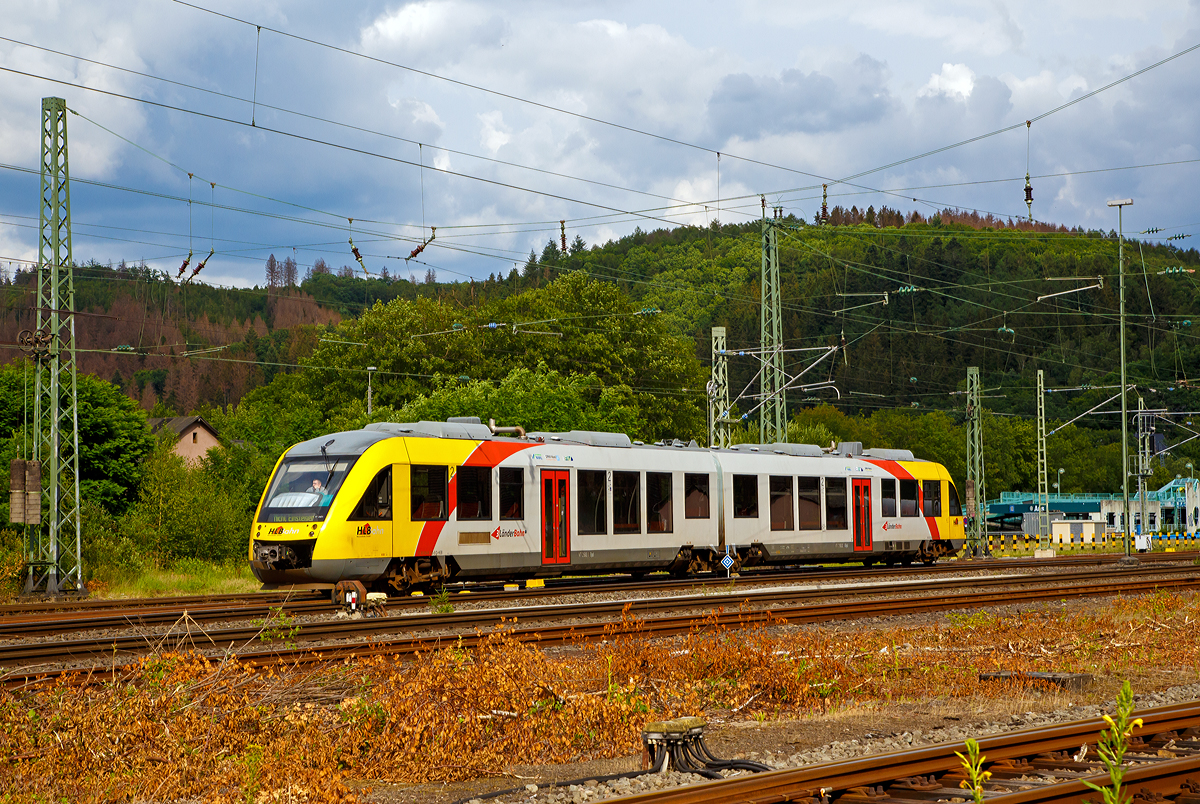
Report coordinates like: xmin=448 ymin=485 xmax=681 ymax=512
xmin=285 ymin=417 xmax=924 ymax=462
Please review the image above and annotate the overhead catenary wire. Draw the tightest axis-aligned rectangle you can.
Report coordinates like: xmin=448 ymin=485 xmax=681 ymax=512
xmin=170 ymin=0 xmax=1200 ymax=202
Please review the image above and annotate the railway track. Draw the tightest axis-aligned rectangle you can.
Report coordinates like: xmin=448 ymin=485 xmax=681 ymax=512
xmin=4 ymin=551 xmax=1191 ymax=640
xmin=3 ymin=562 xmax=1196 ymax=685
xmin=610 ymin=699 xmax=1200 ymax=804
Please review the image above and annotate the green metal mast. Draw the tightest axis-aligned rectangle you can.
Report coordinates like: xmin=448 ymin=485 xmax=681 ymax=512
xmin=759 ymin=202 xmax=785 ymax=443
xmin=1036 ymin=368 xmax=1049 ymax=549
xmin=709 ymin=326 xmax=731 ymax=448
xmin=27 ymin=97 xmax=82 ymax=595
xmin=965 ymin=367 xmax=987 ymax=556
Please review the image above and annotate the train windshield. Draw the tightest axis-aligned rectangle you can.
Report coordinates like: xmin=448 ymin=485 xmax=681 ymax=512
xmin=258 ymin=456 xmax=356 ymax=522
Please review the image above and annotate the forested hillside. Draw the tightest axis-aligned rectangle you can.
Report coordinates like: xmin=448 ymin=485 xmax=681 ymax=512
xmin=4 ymin=208 xmax=1200 ymax=585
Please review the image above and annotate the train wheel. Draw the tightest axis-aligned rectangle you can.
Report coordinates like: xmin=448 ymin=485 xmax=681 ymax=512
xmin=861 ymin=559 xmax=875 ymax=568
xmin=900 ymin=556 xmax=913 ymax=567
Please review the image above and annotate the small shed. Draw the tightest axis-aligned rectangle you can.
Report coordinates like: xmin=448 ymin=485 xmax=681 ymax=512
xmin=147 ymin=416 xmax=221 ymax=464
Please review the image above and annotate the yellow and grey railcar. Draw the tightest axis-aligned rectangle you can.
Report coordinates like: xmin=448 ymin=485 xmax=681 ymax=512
xmin=249 ymin=418 xmax=964 ymax=592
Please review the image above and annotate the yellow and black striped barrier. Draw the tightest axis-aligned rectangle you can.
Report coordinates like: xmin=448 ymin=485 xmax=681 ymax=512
xmin=981 ymin=528 xmax=1198 ymax=555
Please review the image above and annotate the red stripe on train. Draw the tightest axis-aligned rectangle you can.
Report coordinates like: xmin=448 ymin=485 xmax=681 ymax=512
xmin=862 ymin=459 xmax=942 ymax=540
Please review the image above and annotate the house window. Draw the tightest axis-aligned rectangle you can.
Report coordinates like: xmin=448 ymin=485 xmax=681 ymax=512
xmin=192 ymin=431 xmax=198 ymax=444
xmin=733 ymin=475 xmax=758 ymax=518
xmin=457 ymin=466 xmax=491 ymax=521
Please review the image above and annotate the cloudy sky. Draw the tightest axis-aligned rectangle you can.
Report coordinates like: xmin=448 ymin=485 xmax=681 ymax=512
xmin=1 ymin=0 xmax=1198 ymax=288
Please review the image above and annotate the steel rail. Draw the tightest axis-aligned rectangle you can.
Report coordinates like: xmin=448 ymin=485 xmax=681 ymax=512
xmin=4 ymin=566 xmax=1197 ymax=683
xmin=3 ymin=551 xmax=1191 ymax=632
xmin=603 ymin=700 xmax=1200 ymax=804
xmin=1 ymin=564 xmax=1189 ymax=659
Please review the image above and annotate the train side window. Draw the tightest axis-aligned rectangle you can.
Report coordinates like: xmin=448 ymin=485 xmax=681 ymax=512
xmin=769 ymin=476 xmax=794 ymax=531
xmin=578 ymin=470 xmax=607 ymax=535
xmin=825 ymin=477 xmax=847 ymax=530
xmin=797 ymin=476 xmax=821 ymax=529
xmin=880 ymin=478 xmax=897 ymax=517
xmin=922 ymin=480 xmax=942 ymax=517
xmin=900 ymin=479 xmax=919 ymax=517
xmin=947 ymin=482 xmax=962 ymax=517
xmin=499 ymin=467 xmax=523 ymax=520
xmin=647 ymin=472 xmax=673 ymax=533
xmin=684 ymin=473 xmax=710 ymax=518
xmin=457 ymin=465 xmax=491 ymax=520
xmin=411 ymin=465 xmax=448 ymax=521
xmin=349 ymin=466 xmax=392 ymax=521
xmin=733 ymin=475 xmax=758 ymax=518
xmin=613 ymin=471 xmax=641 ymax=533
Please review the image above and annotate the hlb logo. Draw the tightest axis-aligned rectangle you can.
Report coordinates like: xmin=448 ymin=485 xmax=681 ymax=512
xmin=268 ymin=526 xmax=285 ymax=535
xmin=356 ymin=523 xmax=372 ymax=536
xmin=491 ymin=525 xmax=527 ymax=540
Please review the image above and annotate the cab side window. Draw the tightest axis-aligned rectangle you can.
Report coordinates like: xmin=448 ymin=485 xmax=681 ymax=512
xmin=350 ymin=466 xmax=392 ymax=521
xmin=947 ymin=482 xmax=962 ymax=517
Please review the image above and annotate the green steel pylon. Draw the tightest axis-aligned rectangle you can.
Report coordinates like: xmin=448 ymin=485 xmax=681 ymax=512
xmin=27 ymin=97 xmax=83 ymax=595
xmin=965 ymin=367 xmax=987 ymax=556
xmin=1036 ymin=369 xmax=1049 ymax=550
xmin=759 ymin=210 xmax=785 ymax=443
xmin=708 ymin=326 xmax=731 ymax=448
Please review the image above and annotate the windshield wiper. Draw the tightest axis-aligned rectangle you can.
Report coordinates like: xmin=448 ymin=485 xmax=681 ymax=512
xmin=319 ymin=439 xmax=336 ymax=490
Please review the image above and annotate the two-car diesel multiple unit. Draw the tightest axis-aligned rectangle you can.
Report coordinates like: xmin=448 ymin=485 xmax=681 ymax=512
xmin=249 ymin=417 xmax=964 ymax=592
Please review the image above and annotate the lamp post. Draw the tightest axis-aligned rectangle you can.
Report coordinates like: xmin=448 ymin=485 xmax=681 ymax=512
xmin=1188 ymin=463 xmax=1194 ymax=479
xmin=1108 ymin=198 xmax=1133 ymax=559
xmin=1058 ymin=467 xmax=1065 ymax=494
xmin=366 ymin=366 xmax=377 ymax=415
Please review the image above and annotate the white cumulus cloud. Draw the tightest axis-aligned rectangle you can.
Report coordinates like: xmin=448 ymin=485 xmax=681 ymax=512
xmin=919 ymin=63 xmax=976 ymax=99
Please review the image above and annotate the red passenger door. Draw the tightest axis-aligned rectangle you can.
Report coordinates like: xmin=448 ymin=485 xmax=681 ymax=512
xmin=541 ymin=469 xmax=570 ymax=564
xmin=853 ymin=478 xmax=873 ymax=551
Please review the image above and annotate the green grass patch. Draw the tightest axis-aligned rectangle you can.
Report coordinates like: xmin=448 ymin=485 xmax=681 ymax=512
xmin=92 ymin=558 xmax=260 ymax=599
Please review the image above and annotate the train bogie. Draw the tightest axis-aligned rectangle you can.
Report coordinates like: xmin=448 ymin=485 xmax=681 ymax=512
xmin=248 ymin=419 xmax=964 ymax=592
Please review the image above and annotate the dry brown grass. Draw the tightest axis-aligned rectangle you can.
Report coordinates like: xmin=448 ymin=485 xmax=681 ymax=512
xmin=2 ymin=591 xmax=1198 ymax=802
